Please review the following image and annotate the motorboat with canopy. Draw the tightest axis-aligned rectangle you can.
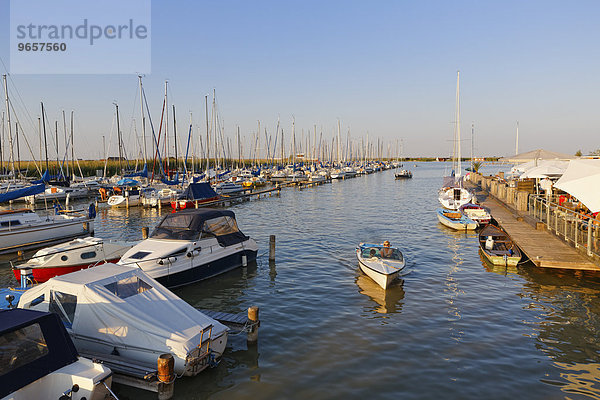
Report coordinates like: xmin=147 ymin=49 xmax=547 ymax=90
xmin=118 ymin=208 xmax=258 ymax=288
xmin=356 ymin=242 xmax=407 ymax=289
xmin=17 ymin=264 xmax=228 ymax=377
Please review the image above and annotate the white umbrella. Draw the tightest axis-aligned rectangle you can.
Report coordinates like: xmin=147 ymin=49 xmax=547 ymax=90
xmin=520 ymin=160 xmax=569 ymax=179
xmin=554 ymin=159 xmax=600 ymax=213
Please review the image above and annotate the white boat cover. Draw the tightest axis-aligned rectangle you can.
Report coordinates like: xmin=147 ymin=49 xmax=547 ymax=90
xmin=17 ymin=263 xmax=227 ymax=363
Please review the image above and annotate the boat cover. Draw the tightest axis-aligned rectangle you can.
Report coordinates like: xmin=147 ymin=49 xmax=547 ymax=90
xmin=0 ymin=183 xmax=45 ymax=203
xmin=152 ymin=208 xmax=249 ymax=245
xmin=0 ymin=309 xmax=79 ymax=398
xmin=17 ymin=264 xmax=227 ymax=364
xmin=179 ymin=183 xmax=218 ymax=201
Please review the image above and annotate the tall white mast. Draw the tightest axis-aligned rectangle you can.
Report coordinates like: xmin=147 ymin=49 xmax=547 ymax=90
xmin=3 ymin=74 xmax=15 ymax=181
xmin=515 ymin=121 xmax=519 ymax=155
xmin=138 ymin=76 xmax=147 ymax=164
xmin=455 ymin=70 xmax=461 ymax=178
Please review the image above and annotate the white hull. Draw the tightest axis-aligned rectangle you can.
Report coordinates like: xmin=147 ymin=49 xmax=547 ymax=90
xmin=438 ymin=187 xmax=473 ymax=210
xmin=107 ymin=194 xmax=140 ymax=207
xmin=0 ymin=213 xmax=94 ymax=254
xmin=358 ymin=260 xmax=399 ymax=289
xmin=437 ymin=211 xmax=477 ymax=230
xmin=4 ymin=358 xmax=112 ymax=400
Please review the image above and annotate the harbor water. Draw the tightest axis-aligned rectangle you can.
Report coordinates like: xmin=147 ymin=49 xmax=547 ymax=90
xmin=2 ymin=163 xmax=600 ymax=399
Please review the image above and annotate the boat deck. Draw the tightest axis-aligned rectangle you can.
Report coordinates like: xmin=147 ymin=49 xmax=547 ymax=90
xmin=472 ymin=186 xmax=600 ymax=271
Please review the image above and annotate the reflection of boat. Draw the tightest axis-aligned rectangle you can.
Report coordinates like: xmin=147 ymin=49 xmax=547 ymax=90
xmin=437 ymin=208 xmax=477 ymax=230
xmin=0 ymin=308 xmax=113 ymax=400
xmin=355 ymin=274 xmax=405 ymax=314
xmin=17 ymin=264 xmax=228 ymax=377
xmin=0 ymin=207 xmax=95 ymax=254
xmin=119 ymin=209 xmax=258 ymax=288
xmin=12 ymin=236 xmax=134 ymax=283
xmin=356 ymin=243 xmax=407 ymax=289
xmin=478 ymin=224 xmax=522 ymax=266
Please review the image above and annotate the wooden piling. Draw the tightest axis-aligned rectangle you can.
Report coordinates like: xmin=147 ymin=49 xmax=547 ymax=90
xmin=247 ymin=306 xmax=259 ymax=344
xmin=157 ymin=353 xmax=174 ymax=400
xmin=269 ymin=235 xmax=276 ymax=261
xmin=142 ymin=227 xmax=149 ymax=239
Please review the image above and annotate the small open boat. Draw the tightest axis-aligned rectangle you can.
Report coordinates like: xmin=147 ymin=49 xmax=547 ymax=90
xmin=478 ymin=224 xmax=522 ymax=266
xmin=437 ymin=208 xmax=477 ymax=230
xmin=356 ymin=243 xmax=407 ymax=289
xmin=459 ymin=203 xmax=491 ymax=226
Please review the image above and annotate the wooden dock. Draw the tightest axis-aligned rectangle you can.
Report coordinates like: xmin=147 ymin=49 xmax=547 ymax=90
xmin=471 ymin=185 xmax=600 ymax=271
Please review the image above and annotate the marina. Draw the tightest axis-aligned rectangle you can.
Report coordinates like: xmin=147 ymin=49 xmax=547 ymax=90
xmin=3 ymin=164 xmax=600 ymax=399
xmin=1 ymin=1 xmax=600 ymax=398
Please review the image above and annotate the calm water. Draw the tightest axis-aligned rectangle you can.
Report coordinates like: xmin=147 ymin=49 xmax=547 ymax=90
xmin=3 ymin=163 xmax=600 ymax=399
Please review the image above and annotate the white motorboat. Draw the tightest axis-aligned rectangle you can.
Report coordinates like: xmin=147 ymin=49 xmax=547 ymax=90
xmin=24 ymin=186 xmax=91 ymax=204
xmin=213 ymin=181 xmax=245 ymax=195
xmin=0 ymin=207 xmax=95 ymax=254
xmin=356 ymin=242 xmax=407 ymax=289
xmin=119 ymin=208 xmax=258 ymax=288
xmin=17 ymin=263 xmax=229 ymax=377
xmin=107 ymin=186 xmax=141 ymax=207
xmin=395 ymin=170 xmax=413 ymax=179
xmin=140 ymin=186 xmax=179 ymax=207
xmin=0 ymin=308 xmax=113 ymax=400
xmin=330 ymin=169 xmax=346 ymax=179
xmin=12 ymin=236 xmax=134 ymax=283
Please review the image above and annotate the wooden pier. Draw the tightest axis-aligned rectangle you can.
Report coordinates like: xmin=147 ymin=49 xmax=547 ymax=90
xmin=468 ymin=182 xmax=600 ymax=271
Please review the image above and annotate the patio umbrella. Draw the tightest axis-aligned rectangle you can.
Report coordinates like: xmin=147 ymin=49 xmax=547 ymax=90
xmin=554 ymin=159 xmax=600 ymax=213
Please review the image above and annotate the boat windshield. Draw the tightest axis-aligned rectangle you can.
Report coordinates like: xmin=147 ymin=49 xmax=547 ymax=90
xmin=0 ymin=323 xmax=48 ymax=376
xmin=201 ymin=216 xmax=240 ymax=238
xmin=361 ymin=247 xmax=403 ymax=261
xmin=152 ymin=213 xmax=198 ymax=240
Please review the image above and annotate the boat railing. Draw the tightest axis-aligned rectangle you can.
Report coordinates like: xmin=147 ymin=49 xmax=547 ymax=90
xmin=528 ymin=194 xmax=600 ymax=259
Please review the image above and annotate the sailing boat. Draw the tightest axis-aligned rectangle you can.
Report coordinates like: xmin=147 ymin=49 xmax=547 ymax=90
xmin=438 ymin=71 xmax=473 ymax=210
xmin=395 ymin=139 xmax=412 ymax=179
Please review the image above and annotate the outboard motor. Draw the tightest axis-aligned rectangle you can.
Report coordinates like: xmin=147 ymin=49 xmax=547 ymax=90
xmin=485 ymin=236 xmax=494 ymax=251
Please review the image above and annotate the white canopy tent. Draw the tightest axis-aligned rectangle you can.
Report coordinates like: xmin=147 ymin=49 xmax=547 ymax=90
xmin=555 ymin=159 xmax=600 ymax=213
xmin=519 ymin=160 xmax=569 ymax=179
xmin=500 ymin=149 xmax=575 ymax=163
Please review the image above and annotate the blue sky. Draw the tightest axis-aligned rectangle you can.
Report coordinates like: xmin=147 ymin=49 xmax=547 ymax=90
xmin=0 ymin=0 xmax=599 ymax=160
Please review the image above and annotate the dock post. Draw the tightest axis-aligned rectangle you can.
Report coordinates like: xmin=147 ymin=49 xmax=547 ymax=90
xmin=247 ymin=306 xmax=260 ymax=344
xmin=142 ymin=227 xmax=149 ymax=239
xmin=269 ymin=235 xmax=276 ymax=261
xmin=588 ymin=222 xmax=593 ymax=256
xmin=66 ymin=193 xmax=70 ymax=208
xmin=157 ymin=353 xmax=175 ymax=400
xmin=126 ymin=197 xmax=129 ymax=208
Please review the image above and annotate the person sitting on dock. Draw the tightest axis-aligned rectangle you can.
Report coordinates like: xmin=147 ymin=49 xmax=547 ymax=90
xmin=381 ymin=241 xmax=393 ymax=258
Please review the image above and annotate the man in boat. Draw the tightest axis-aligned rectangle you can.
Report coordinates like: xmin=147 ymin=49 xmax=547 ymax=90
xmin=381 ymin=241 xmax=393 ymax=258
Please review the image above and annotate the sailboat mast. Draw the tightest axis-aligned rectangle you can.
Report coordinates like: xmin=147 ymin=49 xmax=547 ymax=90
xmin=138 ymin=76 xmax=147 ymax=164
xmin=172 ymin=104 xmax=178 ymax=175
xmin=205 ymin=95 xmax=209 ymax=175
xmin=515 ymin=121 xmax=519 ymax=155
xmin=455 ymin=70 xmax=461 ymax=178
xmin=70 ymin=111 xmax=75 ymax=180
xmin=41 ymin=103 xmax=49 ymax=172
xmin=0 ymin=112 xmax=4 ymax=175
xmin=471 ymin=122 xmax=474 ymax=172
xmin=3 ymin=75 xmax=15 ymax=180
xmin=115 ymin=103 xmax=123 ymax=175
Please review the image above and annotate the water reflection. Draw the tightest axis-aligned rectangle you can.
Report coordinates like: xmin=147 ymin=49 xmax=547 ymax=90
xmin=355 ymin=273 xmax=405 ymax=314
xmin=552 ymin=362 xmax=600 ymax=399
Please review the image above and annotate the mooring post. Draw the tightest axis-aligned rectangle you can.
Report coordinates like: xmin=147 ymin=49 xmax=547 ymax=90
xmin=142 ymin=227 xmax=149 ymax=239
xmin=247 ymin=306 xmax=260 ymax=344
xmin=269 ymin=235 xmax=276 ymax=261
xmin=157 ymin=353 xmax=175 ymax=400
